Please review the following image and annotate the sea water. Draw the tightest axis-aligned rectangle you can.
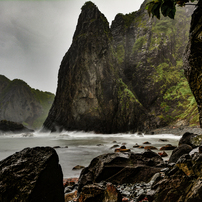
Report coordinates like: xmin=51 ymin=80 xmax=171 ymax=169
xmin=0 ymin=131 xmax=181 ymax=178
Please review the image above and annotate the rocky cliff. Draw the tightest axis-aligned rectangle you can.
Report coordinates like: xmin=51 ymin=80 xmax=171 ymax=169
xmin=184 ymin=0 xmax=202 ymax=127
xmin=0 ymin=75 xmax=54 ymax=130
xmin=43 ymin=1 xmax=196 ymax=133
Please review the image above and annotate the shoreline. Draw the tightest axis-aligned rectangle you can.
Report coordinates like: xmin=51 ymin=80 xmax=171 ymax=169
xmin=148 ymin=126 xmax=202 ymax=136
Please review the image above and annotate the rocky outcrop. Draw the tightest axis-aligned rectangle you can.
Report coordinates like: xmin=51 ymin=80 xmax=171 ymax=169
xmin=168 ymin=144 xmax=193 ymax=163
xmin=43 ymin=2 xmax=149 ymax=133
xmin=0 ymin=147 xmax=64 ymax=202
xmin=43 ymin=1 xmax=196 ymax=133
xmin=178 ymin=132 xmax=198 ymax=147
xmin=78 ymin=150 xmax=165 ymax=193
xmin=184 ymin=0 xmax=202 ymax=127
xmin=0 ymin=75 xmax=54 ymax=130
xmin=152 ymin=153 xmax=202 ymax=202
xmin=0 ymin=120 xmax=34 ymax=134
xmin=77 ymin=183 xmax=122 ymax=202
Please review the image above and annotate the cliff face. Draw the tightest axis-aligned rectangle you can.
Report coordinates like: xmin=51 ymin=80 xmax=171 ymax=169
xmin=43 ymin=1 xmax=196 ymax=133
xmin=111 ymin=1 xmax=196 ymax=127
xmin=0 ymin=75 xmax=54 ymax=129
xmin=184 ymin=0 xmax=202 ymax=127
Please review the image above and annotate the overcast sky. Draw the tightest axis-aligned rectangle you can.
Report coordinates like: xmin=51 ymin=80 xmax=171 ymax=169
xmin=0 ymin=0 xmax=145 ymax=94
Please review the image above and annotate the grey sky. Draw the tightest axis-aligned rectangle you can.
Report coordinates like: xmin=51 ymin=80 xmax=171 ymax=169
xmin=0 ymin=0 xmax=145 ymax=93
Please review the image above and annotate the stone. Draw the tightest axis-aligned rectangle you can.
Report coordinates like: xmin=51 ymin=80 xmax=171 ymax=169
xmin=78 ymin=151 xmax=165 ymax=192
xmin=63 ymin=178 xmax=79 ymax=187
xmin=178 ymin=132 xmax=197 ymax=148
xmin=97 ymin=144 xmax=104 ymax=146
xmin=72 ymin=165 xmax=85 ymax=170
xmin=159 ymin=139 xmax=168 ymax=142
xmin=0 ymin=120 xmax=34 ymax=134
xmin=77 ymin=183 xmax=122 ymax=202
xmin=160 ymin=144 xmax=177 ymax=150
xmin=53 ymin=146 xmax=61 ymax=148
xmin=0 ymin=147 xmax=64 ymax=202
xmin=122 ymin=197 xmax=130 ymax=202
xmin=144 ymin=146 xmax=158 ymax=150
xmin=65 ymin=190 xmax=77 ymax=202
xmin=158 ymin=151 xmax=168 ymax=157
xmin=152 ymin=152 xmax=202 ymax=201
xmin=143 ymin=142 xmax=151 ymax=144
xmin=111 ymin=145 xmax=120 ymax=149
xmin=169 ymin=144 xmax=193 ymax=163
xmin=133 ymin=144 xmax=139 ymax=148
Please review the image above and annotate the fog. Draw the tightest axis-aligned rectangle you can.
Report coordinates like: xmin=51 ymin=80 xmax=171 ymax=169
xmin=0 ymin=0 xmax=145 ymax=93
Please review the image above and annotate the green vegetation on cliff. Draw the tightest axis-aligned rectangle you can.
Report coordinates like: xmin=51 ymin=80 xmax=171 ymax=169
xmin=0 ymin=75 xmax=55 ymax=130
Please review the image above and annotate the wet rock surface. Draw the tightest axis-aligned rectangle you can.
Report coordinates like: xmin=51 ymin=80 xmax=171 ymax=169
xmin=0 ymin=147 xmax=64 ymax=202
xmin=169 ymin=144 xmax=193 ymax=163
xmin=78 ymin=150 xmax=165 ymax=193
xmin=152 ymin=153 xmax=202 ymax=202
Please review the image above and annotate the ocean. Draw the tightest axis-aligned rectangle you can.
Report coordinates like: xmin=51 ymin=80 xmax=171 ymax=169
xmin=0 ymin=131 xmax=181 ymax=178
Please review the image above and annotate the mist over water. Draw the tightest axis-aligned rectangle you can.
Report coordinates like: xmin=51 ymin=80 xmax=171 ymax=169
xmin=0 ymin=131 xmax=181 ymax=178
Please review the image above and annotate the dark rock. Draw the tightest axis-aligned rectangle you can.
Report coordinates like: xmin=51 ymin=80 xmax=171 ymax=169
xmin=0 ymin=120 xmax=34 ymax=134
xmin=0 ymin=147 xmax=64 ymax=202
xmin=159 ymin=139 xmax=168 ymax=142
xmin=178 ymin=132 xmax=197 ymax=148
xmin=158 ymin=151 xmax=168 ymax=157
xmin=133 ymin=144 xmax=139 ymax=148
xmin=115 ymin=148 xmax=131 ymax=152
xmin=63 ymin=178 xmax=79 ymax=187
xmin=97 ymin=144 xmax=104 ymax=146
xmin=144 ymin=146 xmax=158 ymax=150
xmin=77 ymin=182 xmax=122 ymax=202
xmin=78 ymin=150 xmax=165 ymax=192
xmin=199 ymin=146 xmax=202 ymax=153
xmin=65 ymin=190 xmax=77 ymax=202
xmin=72 ymin=165 xmax=85 ymax=170
xmin=53 ymin=146 xmax=61 ymax=149
xmin=143 ymin=141 xmax=151 ymax=144
xmin=169 ymin=144 xmax=193 ymax=163
xmin=152 ymin=152 xmax=202 ymax=202
xmin=110 ymin=144 xmax=120 ymax=149
xmin=160 ymin=144 xmax=177 ymax=150
xmin=184 ymin=0 xmax=202 ymax=127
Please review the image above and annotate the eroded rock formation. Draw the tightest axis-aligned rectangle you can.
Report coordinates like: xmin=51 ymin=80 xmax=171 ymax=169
xmin=43 ymin=1 xmax=196 ymax=133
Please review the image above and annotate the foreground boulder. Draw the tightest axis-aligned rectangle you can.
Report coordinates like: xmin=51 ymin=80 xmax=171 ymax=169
xmin=152 ymin=153 xmax=202 ymax=201
xmin=78 ymin=150 xmax=165 ymax=192
xmin=0 ymin=147 xmax=64 ymax=202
